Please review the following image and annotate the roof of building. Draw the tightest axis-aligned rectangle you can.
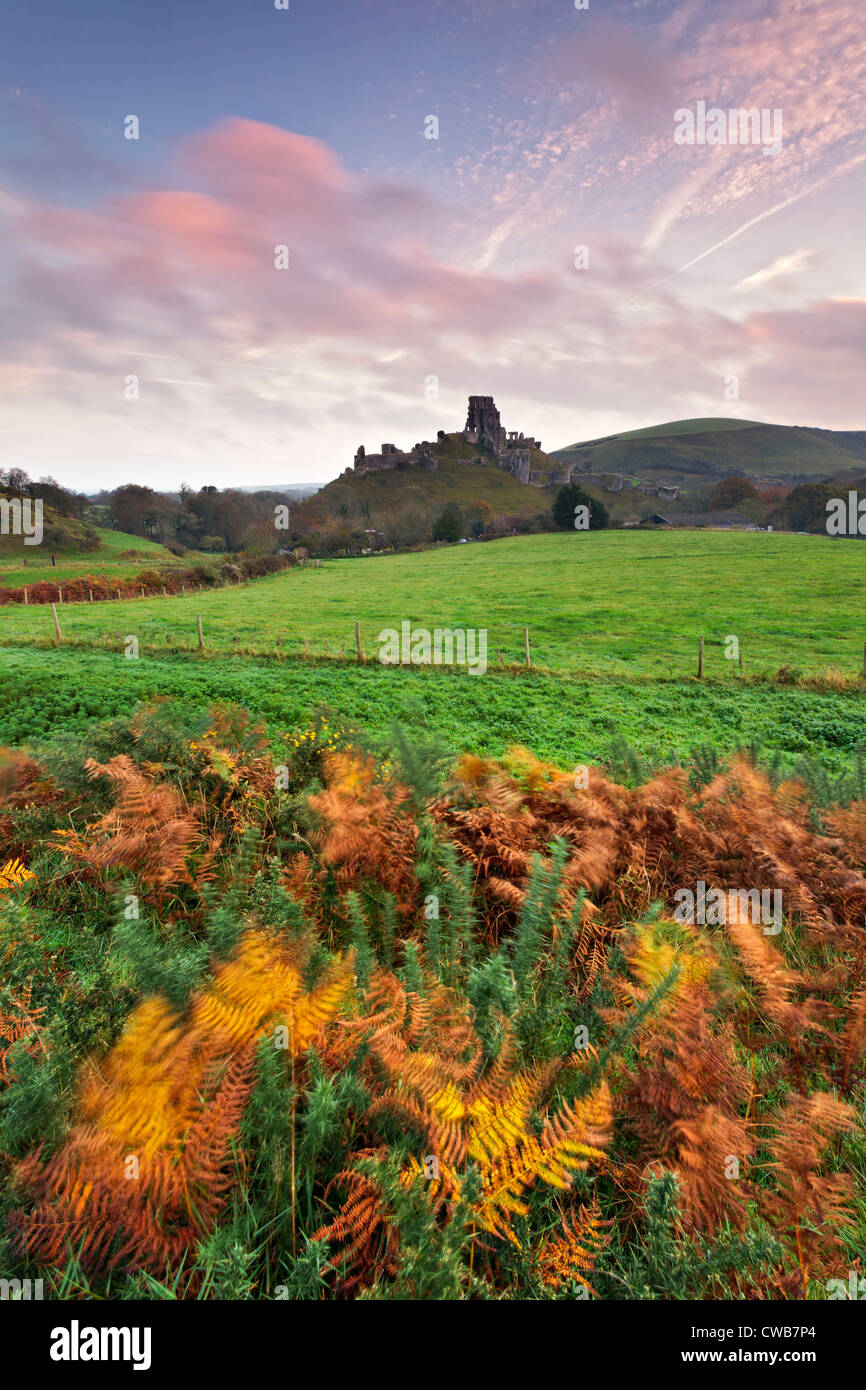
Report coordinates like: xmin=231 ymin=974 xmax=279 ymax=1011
xmin=647 ymin=511 xmax=758 ymax=528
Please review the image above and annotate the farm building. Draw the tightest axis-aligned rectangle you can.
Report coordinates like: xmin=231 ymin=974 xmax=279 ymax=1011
xmin=644 ymin=511 xmax=759 ymax=530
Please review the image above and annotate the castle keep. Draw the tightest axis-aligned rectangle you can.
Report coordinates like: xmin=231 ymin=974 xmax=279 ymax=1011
xmin=351 ymin=396 xmax=546 ymax=486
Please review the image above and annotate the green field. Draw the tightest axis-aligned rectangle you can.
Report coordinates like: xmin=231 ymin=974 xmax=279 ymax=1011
xmin=2 ymin=530 xmax=866 ymax=773
xmin=1 ymin=646 xmax=864 ymax=774
xmin=3 ymin=530 xmax=865 ymax=680
xmin=0 ymin=527 xmax=209 ymax=587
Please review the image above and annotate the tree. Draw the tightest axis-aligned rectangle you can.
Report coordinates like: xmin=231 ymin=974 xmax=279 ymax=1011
xmin=552 ymin=483 xmax=608 ymax=531
xmin=432 ymin=502 xmax=462 ymax=543
xmin=467 ymin=498 xmax=493 ymax=539
xmin=109 ymin=484 xmax=176 ymax=540
xmin=782 ymin=483 xmax=839 ymax=533
xmin=708 ymin=476 xmax=759 ymax=509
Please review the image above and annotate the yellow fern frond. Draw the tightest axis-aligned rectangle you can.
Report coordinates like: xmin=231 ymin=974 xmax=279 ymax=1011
xmin=0 ymin=858 xmax=36 ymax=892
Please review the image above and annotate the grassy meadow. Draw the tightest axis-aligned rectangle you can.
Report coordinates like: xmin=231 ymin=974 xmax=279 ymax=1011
xmin=0 ymin=526 xmax=210 ymax=587
xmin=2 ymin=644 xmax=866 ymax=774
xmin=2 ymin=529 xmax=865 ymax=679
xmin=2 ymin=529 xmax=866 ymax=774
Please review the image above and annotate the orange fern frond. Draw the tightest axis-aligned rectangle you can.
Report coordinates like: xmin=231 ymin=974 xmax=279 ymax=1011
xmin=12 ymin=930 xmax=353 ymax=1277
xmin=538 ymin=1199 xmax=612 ymax=1295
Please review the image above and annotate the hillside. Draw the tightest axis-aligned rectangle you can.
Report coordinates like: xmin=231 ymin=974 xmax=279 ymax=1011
xmin=0 ymin=525 xmax=203 ymax=587
xmin=309 ymin=432 xmax=559 ymax=522
xmin=552 ymin=418 xmax=866 ymax=490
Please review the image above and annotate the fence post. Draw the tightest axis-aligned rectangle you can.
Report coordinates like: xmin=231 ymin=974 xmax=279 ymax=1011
xmin=698 ymin=636 xmax=704 ymax=679
xmin=89 ymin=590 xmax=93 ymax=604
xmin=58 ymin=586 xmax=63 ymax=605
xmin=140 ymin=587 xmax=145 ymax=599
xmin=51 ymin=602 xmax=62 ymax=641
xmin=23 ymin=588 xmax=28 ymax=606
xmin=197 ymin=614 xmax=204 ymax=650
xmin=355 ymin=620 xmax=363 ymax=663
xmin=162 ymin=586 xmax=167 ymax=597
xmin=524 ymin=626 xmax=531 ymax=669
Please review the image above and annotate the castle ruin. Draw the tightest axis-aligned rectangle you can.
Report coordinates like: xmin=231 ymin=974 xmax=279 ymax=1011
xmin=350 ymin=396 xmax=545 ymax=486
xmin=348 ymin=395 xmax=682 ymax=501
xmin=352 ymin=439 xmax=438 ymax=474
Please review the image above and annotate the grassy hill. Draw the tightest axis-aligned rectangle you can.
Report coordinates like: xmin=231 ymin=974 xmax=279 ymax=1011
xmin=309 ymin=432 xmax=558 ymax=522
xmin=552 ymin=418 xmax=866 ymax=490
xmin=0 ymin=525 xmax=209 ymax=587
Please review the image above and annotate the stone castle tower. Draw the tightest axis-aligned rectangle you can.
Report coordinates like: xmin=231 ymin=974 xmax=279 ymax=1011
xmin=464 ymin=396 xmax=505 ymax=453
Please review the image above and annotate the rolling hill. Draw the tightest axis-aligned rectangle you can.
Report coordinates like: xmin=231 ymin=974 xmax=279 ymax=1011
xmin=0 ymin=522 xmax=207 ymax=587
xmin=552 ymin=418 xmax=866 ymax=489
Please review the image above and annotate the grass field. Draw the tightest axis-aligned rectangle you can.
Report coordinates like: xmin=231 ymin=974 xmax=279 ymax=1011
xmin=0 ymin=527 xmax=207 ymax=587
xmin=1 ymin=645 xmax=864 ymax=775
xmin=3 ymin=530 xmax=865 ymax=681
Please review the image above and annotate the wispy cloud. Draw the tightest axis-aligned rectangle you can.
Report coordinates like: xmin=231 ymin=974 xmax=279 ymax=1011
xmin=733 ymin=248 xmax=817 ymax=293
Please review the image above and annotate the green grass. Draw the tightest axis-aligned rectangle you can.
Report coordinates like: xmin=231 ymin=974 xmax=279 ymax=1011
xmin=1 ymin=644 xmax=864 ymax=772
xmin=0 ymin=528 xmax=212 ymax=586
xmin=598 ymin=417 xmax=763 ymax=442
xmin=3 ymin=530 xmax=865 ymax=681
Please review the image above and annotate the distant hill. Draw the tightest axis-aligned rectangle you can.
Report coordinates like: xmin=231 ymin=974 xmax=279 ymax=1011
xmin=552 ymin=418 xmax=866 ymax=488
xmin=234 ymin=484 xmax=320 ymax=498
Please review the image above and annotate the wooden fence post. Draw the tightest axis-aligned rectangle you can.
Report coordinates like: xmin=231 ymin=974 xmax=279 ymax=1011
xmin=698 ymin=636 xmax=704 ymax=679
xmin=524 ymin=626 xmax=531 ymax=669
xmin=23 ymin=588 xmax=28 ymax=606
xmin=355 ymin=621 xmax=363 ymax=663
xmin=58 ymin=586 xmax=63 ymax=604
xmin=89 ymin=590 xmax=93 ymax=603
xmin=140 ymin=587 xmax=145 ymax=599
xmin=51 ymin=603 xmax=62 ymax=641
xmin=197 ymin=614 xmax=204 ymax=650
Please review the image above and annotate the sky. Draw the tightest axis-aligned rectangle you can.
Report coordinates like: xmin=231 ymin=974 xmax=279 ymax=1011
xmin=1 ymin=0 xmax=864 ymax=491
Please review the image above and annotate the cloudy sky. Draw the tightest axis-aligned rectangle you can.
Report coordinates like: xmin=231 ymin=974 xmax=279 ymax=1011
xmin=1 ymin=0 xmax=864 ymax=490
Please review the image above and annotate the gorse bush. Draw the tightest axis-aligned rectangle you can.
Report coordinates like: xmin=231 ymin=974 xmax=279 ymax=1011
xmin=0 ymin=699 xmax=864 ymax=1299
